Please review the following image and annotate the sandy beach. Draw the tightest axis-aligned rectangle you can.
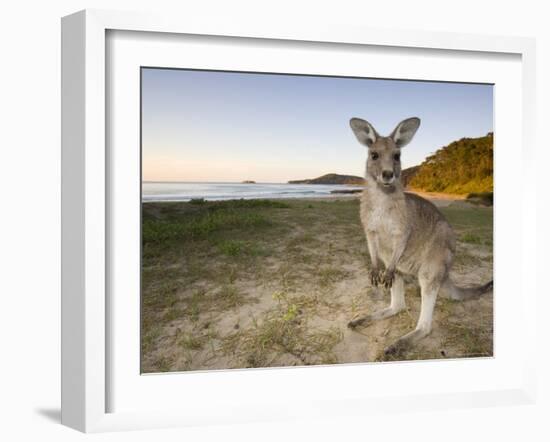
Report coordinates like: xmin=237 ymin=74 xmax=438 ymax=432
xmin=141 ymin=194 xmax=493 ymax=373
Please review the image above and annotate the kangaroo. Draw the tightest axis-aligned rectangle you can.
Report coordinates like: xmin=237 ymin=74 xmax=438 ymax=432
xmin=347 ymin=117 xmax=493 ymax=357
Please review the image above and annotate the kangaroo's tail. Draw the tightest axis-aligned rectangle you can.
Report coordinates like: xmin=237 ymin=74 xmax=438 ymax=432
xmin=443 ymin=278 xmax=493 ymax=301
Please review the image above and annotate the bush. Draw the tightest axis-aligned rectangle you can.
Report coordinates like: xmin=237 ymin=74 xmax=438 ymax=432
xmin=408 ymin=133 xmax=493 ymax=194
xmin=466 ymin=192 xmax=493 ymax=206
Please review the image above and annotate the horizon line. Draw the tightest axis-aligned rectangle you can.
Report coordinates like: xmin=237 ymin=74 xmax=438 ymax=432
xmin=141 ymin=173 xmax=368 ymax=185
xmin=141 ymin=179 xmax=366 ymax=184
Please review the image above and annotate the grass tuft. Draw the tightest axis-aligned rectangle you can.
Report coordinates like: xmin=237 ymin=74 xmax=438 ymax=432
xmin=217 ymin=239 xmax=247 ymax=256
xmin=461 ymin=233 xmax=482 ymax=244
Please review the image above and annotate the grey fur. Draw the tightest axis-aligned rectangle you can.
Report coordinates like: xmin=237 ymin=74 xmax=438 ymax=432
xmin=348 ymin=117 xmax=493 ymax=357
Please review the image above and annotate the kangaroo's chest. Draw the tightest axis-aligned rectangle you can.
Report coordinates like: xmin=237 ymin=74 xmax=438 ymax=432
xmin=360 ymin=193 xmax=407 ymax=240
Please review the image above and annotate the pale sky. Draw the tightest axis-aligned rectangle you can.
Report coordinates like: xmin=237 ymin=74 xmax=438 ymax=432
xmin=142 ymin=68 xmax=493 ymax=183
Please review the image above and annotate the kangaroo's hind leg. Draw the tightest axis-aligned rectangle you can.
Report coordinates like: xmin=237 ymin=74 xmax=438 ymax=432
xmin=348 ymin=274 xmax=406 ymax=329
xmin=383 ymin=266 xmax=444 ymax=357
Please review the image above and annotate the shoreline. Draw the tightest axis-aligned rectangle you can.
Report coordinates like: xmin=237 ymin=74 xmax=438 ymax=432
xmin=142 ymin=189 xmax=470 ymax=207
xmin=141 ymin=194 xmax=361 ymax=203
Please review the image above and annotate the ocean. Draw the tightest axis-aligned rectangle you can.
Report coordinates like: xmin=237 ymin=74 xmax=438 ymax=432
xmin=142 ymin=182 xmax=363 ymax=202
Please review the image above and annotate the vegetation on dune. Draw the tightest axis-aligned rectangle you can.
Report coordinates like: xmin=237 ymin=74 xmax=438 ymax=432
xmin=407 ymin=132 xmax=493 ymax=194
xmin=400 ymin=165 xmax=420 ymax=188
xmin=289 ymin=173 xmax=365 ymax=185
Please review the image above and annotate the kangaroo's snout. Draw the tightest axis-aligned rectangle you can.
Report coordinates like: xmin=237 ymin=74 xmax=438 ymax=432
xmin=382 ymin=170 xmax=394 ymax=181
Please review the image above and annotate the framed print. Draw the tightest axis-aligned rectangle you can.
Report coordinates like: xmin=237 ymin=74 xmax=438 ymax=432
xmin=61 ymin=9 xmax=537 ymax=433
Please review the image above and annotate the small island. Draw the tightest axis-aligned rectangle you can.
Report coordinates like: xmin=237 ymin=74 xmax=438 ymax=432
xmin=241 ymin=180 xmax=256 ymax=184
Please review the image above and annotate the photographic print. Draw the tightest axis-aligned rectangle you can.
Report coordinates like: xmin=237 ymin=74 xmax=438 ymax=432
xmin=141 ymin=68 xmax=493 ymax=373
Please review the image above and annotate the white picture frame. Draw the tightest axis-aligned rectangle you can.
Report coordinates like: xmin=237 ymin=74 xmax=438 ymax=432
xmin=61 ymin=9 xmax=537 ymax=433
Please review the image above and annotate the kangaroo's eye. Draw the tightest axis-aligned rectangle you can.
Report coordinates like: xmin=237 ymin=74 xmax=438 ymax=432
xmin=371 ymin=152 xmax=379 ymax=160
xmin=393 ymin=153 xmax=401 ymax=161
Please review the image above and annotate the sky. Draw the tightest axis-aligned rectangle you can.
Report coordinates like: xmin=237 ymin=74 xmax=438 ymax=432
xmin=141 ymin=68 xmax=493 ymax=183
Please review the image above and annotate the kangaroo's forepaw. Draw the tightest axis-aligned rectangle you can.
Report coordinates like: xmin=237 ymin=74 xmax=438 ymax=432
xmin=369 ymin=268 xmax=382 ymax=287
xmin=382 ymin=268 xmax=395 ymax=289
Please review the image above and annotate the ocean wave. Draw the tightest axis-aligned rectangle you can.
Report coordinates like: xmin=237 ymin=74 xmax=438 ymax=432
xmin=142 ymin=182 xmax=359 ymax=202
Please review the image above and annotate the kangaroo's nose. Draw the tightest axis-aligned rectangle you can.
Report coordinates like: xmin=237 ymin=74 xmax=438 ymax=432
xmin=382 ymin=170 xmax=394 ymax=181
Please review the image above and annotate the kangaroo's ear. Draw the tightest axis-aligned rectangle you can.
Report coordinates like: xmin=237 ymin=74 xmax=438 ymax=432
xmin=390 ymin=117 xmax=421 ymax=148
xmin=350 ymin=118 xmax=378 ymax=147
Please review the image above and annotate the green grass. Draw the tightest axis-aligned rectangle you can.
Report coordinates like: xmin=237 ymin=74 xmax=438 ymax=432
xmin=461 ymin=233 xmax=482 ymax=244
xmin=439 ymin=205 xmax=492 ymax=229
xmin=143 ymin=211 xmax=269 ymax=243
xmin=217 ymin=239 xmax=247 ymax=256
xmin=216 ymin=239 xmax=270 ymax=257
xmin=440 ymin=205 xmax=493 ymax=247
xmin=142 ymin=199 xmax=291 ymax=261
